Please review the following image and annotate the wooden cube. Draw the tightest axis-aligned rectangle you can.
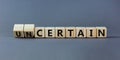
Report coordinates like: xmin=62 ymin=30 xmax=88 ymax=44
xmin=65 ymin=27 xmax=75 ymax=38
xmin=13 ymin=24 xmax=24 ymax=38
xmin=35 ymin=27 xmax=45 ymax=38
xmin=55 ymin=27 xmax=65 ymax=38
xmin=86 ymin=27 xmax=97 ymax=38
xmin=96 ymin=27 xmax=107 ymax=38
xmin=24 ymin=24 xmax=35 ymax=38
xmin=45 ymin=27 xmax=55 ymax=38
xmin=76 ymin=27 xmax=86 ymax=38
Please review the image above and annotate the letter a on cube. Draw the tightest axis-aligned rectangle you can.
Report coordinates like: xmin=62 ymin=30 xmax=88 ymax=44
xmin=76 ymin=27 xmax=86 ymax=38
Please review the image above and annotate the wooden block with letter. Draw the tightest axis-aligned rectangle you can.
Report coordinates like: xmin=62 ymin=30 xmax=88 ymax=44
xmin=96 ymin=27 xmax=107 ymax=38
xmin=35 ymin=27 xmax=45 ymax=38
xmin=65 ymin=27 xmax=75 ymax=38
xmin=13 ymin=24 xmax=24 ymax=38
xmin=86 ymin=27 xmax=97 ymax=38
xmin=55 ymin=27 xmax=65 ymax=38
xmin=76 ymin=27 xmax=86 ymax=38
xmin=24 ymin=24 xmax=35 ymax=38
xmin=45 ymin=27 xmax=55 ymax=38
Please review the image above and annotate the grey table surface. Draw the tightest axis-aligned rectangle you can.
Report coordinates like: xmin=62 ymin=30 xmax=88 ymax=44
xmin=0 ymin=0 xmax=120 ymax=60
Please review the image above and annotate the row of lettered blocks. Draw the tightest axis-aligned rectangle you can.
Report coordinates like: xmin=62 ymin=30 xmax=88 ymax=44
xmin=13 ymin=24 xmax=107 ymax=38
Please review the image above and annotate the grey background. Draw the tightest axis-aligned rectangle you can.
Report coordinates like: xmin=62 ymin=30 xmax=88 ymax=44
xmin=0 ymin=0 xmax=120 ymax=60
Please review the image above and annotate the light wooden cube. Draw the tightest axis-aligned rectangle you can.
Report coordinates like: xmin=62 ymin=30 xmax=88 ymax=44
xmin=76 ymin=27 xmax=86 ymax=38
xmin=24 ymin=24 xmax=35 ymax=38
xmin=45 ymin=27 xmax=55 ymax=38
xmin=13 ymin=24 xmax=24 ymax=38
xmin=55 ymin=27 xmax=65 ymax=38
xmin=96 ymin=27 xmax=107 ymax=38
xmin=65 ymin=27 xmax=75 ymax=38
xmin=86 ymin=27 xmax=97 ymax=38
xmin=35 ymin=27 xmax=45 ymax=38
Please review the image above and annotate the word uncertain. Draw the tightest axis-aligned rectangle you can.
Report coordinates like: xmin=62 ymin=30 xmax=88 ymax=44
xmin=13 ymin=24 xmax=107 ymax=38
